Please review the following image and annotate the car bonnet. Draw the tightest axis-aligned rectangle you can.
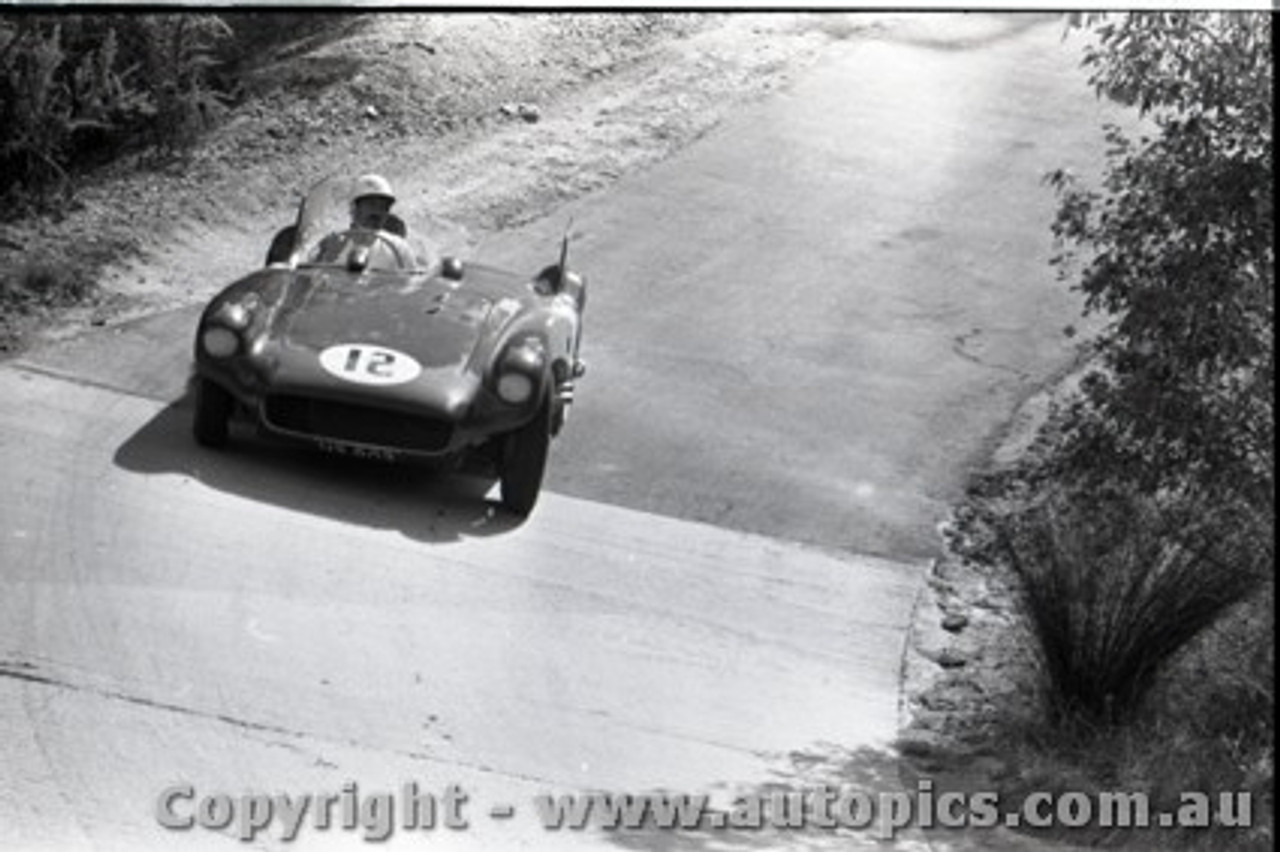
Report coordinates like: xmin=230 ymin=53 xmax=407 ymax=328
xmin=270 ymin=269 xmax=498 ymax=373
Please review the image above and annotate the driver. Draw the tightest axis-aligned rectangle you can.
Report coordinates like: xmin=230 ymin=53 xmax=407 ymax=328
xmin=265 ymin=174 xmax=426 ymax=268
xmin=350 ymin=174 xmax=407 ymax=237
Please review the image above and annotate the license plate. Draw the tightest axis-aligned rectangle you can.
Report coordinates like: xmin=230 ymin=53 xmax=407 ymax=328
xmin=315 ymin=438 xmax=398 ymax=462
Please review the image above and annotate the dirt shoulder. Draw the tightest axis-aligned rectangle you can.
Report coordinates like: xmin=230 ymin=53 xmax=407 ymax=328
xmin=0 ymin=12 xmax=898 ymax=353
xmin=895 ymin=363 xmax=1096 ymax=852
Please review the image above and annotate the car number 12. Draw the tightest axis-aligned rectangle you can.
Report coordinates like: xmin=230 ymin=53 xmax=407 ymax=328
xmin=319 ymin=343 xmax=422 ymax=386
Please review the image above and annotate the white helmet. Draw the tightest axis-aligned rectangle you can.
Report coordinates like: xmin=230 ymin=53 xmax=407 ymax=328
xmin=353 ymin=173 xmax=395 ymax=205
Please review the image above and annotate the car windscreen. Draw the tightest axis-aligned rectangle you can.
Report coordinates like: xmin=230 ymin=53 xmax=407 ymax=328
xmin=298 ymin=229 xmax=422 ymax=272
xmin=290 ymin=175 xmax=437 ymax=273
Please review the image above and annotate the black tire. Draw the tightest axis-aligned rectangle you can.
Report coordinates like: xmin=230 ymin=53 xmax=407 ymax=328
xmin=549 ymin=398 xmax=566 ymax=437
xmin=499 ymin=396 xmax=551 ymax=517
xmin=193 ymin=378 xmax=233 ymax=449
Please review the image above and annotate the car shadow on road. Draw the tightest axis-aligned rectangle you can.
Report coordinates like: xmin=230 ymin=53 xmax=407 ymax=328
xmin=598 ymin=743 xmax=930 ymax=851
xmin=112 ymin=390 xmax=527 ymax=544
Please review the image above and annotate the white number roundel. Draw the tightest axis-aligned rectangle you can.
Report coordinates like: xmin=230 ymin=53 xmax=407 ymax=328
xmin=319 ymin=344 xmax=422 ymax=386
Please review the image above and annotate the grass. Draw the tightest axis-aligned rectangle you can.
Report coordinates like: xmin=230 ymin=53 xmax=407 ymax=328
xmin=997 ymin=649 xmax=1273 ymax=850
xmin=0 ymin=230 xmax=138 ymax=352
xmin=1 ymin=262 xmax=94 ymax=310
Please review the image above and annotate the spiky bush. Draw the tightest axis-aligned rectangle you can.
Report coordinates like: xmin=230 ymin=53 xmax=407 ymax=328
xmin=994 ymin=483 xmax=1266 ymax=724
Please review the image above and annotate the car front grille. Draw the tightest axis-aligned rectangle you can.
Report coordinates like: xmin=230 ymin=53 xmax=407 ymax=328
xmin=263 ymin=394 xmax=453 ymax=453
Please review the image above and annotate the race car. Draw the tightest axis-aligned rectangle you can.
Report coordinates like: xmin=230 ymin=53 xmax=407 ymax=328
xmin=191 ymin=174 xmax=586 ymax=517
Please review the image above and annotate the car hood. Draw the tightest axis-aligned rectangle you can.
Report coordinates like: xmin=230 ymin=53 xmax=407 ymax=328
xmin=199 ymin=262 xmax=545 ymax=419
xmin=272 ymin=269 xmax=497 ymax=371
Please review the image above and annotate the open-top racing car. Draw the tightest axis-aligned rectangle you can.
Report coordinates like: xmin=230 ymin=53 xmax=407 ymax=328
xmin=191 ymin=174 xmax=586 ymax=517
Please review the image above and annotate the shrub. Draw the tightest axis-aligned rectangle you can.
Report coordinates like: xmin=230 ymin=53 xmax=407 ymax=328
xmin=938 ymin=14 xmax=1271 ymax=846
xmin=0 ymin=18 xmax=80 ymax=199
xmin=0 ymin=259 xmax=93 ymax=308
xmin=0 ymin=13 xmax=234 ymax=206
xmin=993 ymin=483 xmax=1266 ymax=725
xmin=131 ymin=15 xmax=232 ymax=153
xmin=953 ymin=9 xmax=1275 ymax=733
xmin=1046 ymin=12 xmax=1273 ymax=513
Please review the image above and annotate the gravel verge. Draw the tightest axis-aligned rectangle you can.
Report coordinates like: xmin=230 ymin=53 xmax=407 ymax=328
xmin=0 ymin=12 xmax=896 ymax=352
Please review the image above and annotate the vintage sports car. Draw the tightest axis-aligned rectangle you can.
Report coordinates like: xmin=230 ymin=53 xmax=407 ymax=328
xmin=191 ymin=175 xmax=587 ymax=516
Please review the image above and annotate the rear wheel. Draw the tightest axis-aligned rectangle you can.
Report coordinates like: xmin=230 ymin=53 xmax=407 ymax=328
xmin=499 ymin=396 xmax=551 ymax=517
xmin=193 ymin=378 xmax=233 ymax=448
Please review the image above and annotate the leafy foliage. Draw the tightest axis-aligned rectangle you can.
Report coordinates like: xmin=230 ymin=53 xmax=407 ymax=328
xmin=1 ymin=19 xmax=84 ymax=196
xmin=1046 ymin=12 xmax=1273 ymax=511
xmin=954 ymin=12 xmax=1273 ymax=733
xmin=132 ymin=15 xmax=232 ymax=152
xmin=0 ymin=14 xmax=231 ymax=205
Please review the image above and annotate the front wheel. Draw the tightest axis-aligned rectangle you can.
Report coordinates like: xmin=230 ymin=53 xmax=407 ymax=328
xmin=499 ymin=397 xmax=551 ymax=517
xmin=193 ymin=377 xmax=233 ymax=448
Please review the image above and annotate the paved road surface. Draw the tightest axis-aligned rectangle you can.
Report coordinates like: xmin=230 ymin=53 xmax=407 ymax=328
xmin=1 ymin=15 xmax=1119 ymax=851
xmin=479 ymin=13 xmax=1121 ymax=559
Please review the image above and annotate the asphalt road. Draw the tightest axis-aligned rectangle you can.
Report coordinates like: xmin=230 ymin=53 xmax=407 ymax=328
xmin=484 ymin=14 xmax=1120 ymax=560
xmin=2 ymin=15 xmax=1120 ymax=852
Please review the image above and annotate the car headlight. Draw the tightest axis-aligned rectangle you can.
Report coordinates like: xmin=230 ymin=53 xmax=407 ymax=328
xmin=496 ymin=372 xmax=534 ymax=404
xmin=494 ymin=337 xmax=545 ymax=404
xmin=202 ymin=326 xmax=240 ymax=358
